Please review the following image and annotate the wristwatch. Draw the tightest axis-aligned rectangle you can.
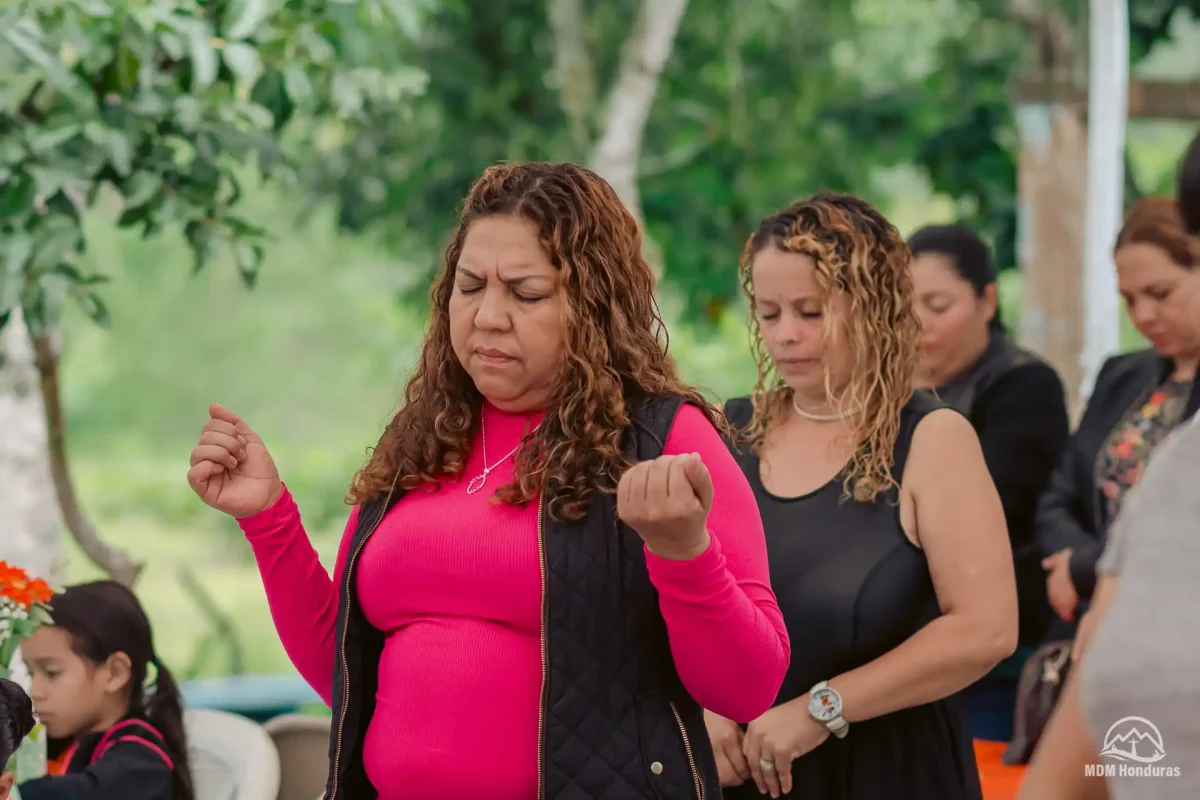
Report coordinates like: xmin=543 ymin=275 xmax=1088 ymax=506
xmin=807 ymin=681 xmax=849 ymax=738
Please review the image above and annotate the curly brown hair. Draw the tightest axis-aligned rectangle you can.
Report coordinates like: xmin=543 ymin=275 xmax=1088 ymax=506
xmin=347 ymin=162 xmax=718 ymax=520
xmin=1115 ymin=196 xmax=1198 ymax=269
xmin=737 ymin=192 xmax=921 ymax=503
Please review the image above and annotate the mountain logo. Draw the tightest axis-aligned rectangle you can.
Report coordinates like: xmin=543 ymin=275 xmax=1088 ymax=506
xmin=1099 ymin=716 xmax=1167 ymax=764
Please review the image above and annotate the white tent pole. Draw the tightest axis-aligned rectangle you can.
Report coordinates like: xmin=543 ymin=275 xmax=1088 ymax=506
xmin=1079 ymin=0 xmax=1129 ymax=402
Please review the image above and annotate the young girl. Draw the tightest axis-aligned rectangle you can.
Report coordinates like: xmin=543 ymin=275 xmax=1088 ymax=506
xmin=0 ymin=678 xmax=36 ymax=799
xmin=16 ymin=581 xmax=193 ymax=800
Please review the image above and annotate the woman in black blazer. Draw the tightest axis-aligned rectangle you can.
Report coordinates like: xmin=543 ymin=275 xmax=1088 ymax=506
xmin=1037 ymin=196 xmax=1200 ymax=627
xmin=909 ymin=225 xmax=1069 ymax=646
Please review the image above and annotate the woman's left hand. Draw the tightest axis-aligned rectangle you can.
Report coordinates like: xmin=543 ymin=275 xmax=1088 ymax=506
xmin=617 ymin=453 xmax=713 ymax=560
xmin=1043 ymin=549 xmax=1078 ymax=621
xmin=742 ymin=701 xmax=830 ymax=797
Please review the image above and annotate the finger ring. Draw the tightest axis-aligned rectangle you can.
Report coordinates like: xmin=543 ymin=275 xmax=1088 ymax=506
xmin=759 ymin=759 xmax=776 ymax=771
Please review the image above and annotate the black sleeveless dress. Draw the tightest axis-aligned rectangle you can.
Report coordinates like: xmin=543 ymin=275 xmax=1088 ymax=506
xmin=722 ymin=392 xmax=982 ymax=800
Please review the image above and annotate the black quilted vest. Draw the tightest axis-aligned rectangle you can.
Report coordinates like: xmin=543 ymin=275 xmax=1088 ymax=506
xmin=931 ymin=332 xmax=1038 ymax=419
xmin=323 ymin=395 xmax=721 ymax=800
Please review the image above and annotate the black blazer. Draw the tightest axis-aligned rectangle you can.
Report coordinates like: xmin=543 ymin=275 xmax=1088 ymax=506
xmin=935 ymin=336 xmax=1070 ymax=556
xmin=1035 ymin=349 xmax=1200 ymax=598
xmin=931 ymin=334 xmax=1069 ymax=644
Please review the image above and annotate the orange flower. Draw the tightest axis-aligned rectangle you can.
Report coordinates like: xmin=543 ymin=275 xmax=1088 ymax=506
xmin=0 ymin=559 xmax=53 ymax=609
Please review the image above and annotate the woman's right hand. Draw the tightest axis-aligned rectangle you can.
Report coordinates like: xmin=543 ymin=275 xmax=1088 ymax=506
xmin=188 ymin=403 xmax=282 ymax=519
xmin=704 ymin=710 xmax=750 ymax=788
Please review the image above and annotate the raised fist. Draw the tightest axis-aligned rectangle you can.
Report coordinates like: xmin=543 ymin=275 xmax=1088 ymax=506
xmin=187 ymin=403 xmax=282 ymax=519
xmin=617 ymin=453 xmax=714 ymax=561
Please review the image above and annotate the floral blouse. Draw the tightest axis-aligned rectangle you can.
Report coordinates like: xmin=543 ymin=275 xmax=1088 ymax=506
xmin=1095 ymin=378 xmax=1192 ymax=525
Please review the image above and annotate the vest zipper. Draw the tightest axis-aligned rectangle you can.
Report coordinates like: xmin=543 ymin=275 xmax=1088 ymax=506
xmin=329 ymin=467 xmax=402 ymax=800
xmin=669 ymin=701 xmax=704 ymax=800
xmin=536 ymin=490 xmax=548 ymax=800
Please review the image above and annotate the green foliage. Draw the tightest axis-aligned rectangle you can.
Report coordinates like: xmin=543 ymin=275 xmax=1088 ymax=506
xmin=0 ymin=0 xmax=426 ymax=337
xmin=297 ymin=0 xmax=1033 ymax=321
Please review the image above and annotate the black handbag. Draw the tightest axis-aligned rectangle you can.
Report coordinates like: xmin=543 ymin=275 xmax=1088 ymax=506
xmin=1002 ymin=640 xmax=1073 ymax=765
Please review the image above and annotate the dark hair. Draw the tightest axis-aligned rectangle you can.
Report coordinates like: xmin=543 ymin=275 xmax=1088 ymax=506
xmin=49 ymin=581 xmax=194 ymax=800
xmin=346 ymin=161 xmax=719 ymax=521
xmin=0 ymin=678 xmax=35 ymax=767
xmin=1115 ymin=196 xmax=1197 ymax=269
xmin=907 ymin=224 xmax=1005 ymax=333
xmin=1179 ymin=131 xmax=1200 ymax=234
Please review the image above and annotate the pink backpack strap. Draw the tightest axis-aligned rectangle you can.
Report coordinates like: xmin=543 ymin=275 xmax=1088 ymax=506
xmin=90 ymin=719 xmax=174 ymax=770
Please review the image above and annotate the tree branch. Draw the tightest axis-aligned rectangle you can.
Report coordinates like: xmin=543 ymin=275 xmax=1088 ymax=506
xmin=545 ymin=0 xmax=597 ymax=157
xmin=31 ymin=332 xmax=143 ymax=587
xmin=588 ymin=0 xmax=691 ymax=225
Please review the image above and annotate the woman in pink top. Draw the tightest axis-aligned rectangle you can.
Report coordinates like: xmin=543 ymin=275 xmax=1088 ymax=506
xmin=186 ymin=162 xmax=790 ymax=800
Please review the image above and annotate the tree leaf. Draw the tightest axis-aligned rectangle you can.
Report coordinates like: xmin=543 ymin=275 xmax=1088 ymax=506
xmin=19 ymin=279 xmax=49 ymax=335
xmin=69 ymin=0 xmax=113 ymax=17
xmin=31 ymin=223 xmax=81 ymax=272
xmin=50 ymin=262 xmax=85 ymax=283
xmin=107 ymin=129 xmax=133 ymax=177
xmin=223 ymin=42 xmax=263 ymax=88
xmin=382 ymin=0 xmax=423 ymax=39
xmin=234 ymin=240 xmax=262 ymax=288
xmin=31 ymin=125 xmax=83 ymax=153
xmin=187 ymin=23 xmax=218 ymax=91
xmin=74 ymin=290 xmax=111 ymax=329
xmin=282 ymin=65 xmax=312 ymax=105
xmin=121 ymin=172 xmax=161 ymax=209
xmin=2 ymin=21 xmax=90 ymax=106
xmin=225 ymin=0 xmax=273 ymax=41
xmin=6 ymin=233 xmax=34 ymax=275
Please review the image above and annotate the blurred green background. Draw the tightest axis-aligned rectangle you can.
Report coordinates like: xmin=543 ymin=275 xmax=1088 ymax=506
xmin=1 ymin=0 xmax=1192 ymax=681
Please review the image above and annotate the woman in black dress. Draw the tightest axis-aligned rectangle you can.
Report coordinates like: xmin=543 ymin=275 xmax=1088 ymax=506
xmin=708 ymin=194 xmax=1018 ymax=799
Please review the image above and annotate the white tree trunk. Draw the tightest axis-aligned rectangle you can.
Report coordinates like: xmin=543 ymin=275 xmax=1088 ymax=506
xmin=0 ymin=309 xmax=62 ymax=583
xmin=588 ymin=0 xmax=691 ymax=227
xmin=546 ymin=0 xmax=596 ymax=155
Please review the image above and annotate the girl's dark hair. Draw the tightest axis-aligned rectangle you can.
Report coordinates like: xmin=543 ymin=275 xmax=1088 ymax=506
xmin=1179 ymin=130 xmax=1200 ymax=234
xmin=907 ymin=224 xmax=1006 ymax=334
xmin=0 ymin=678 xmax=35 ymax=767
xmin=50 ymin=581 xmax=194 ymax=800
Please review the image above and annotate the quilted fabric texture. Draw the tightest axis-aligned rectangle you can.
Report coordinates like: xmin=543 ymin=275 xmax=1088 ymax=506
xmin=541 ymin=396 xmax=719 ymax=799
xmin=326 ymin=395 xmax=719 ymax=799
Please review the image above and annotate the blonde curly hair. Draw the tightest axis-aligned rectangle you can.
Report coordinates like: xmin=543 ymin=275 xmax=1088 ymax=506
xmin=737 ymin=192 xmax=920 ymax=503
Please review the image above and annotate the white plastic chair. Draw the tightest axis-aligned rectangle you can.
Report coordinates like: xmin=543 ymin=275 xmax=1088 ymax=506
xmin=185 ymin=708 xmax=281 ymax=800
xmin=262 ymin=713 xmax=331 ymax=800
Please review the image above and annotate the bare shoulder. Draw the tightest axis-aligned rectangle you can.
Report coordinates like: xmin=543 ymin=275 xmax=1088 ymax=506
xmin=906 ymin=407 xmax=986 ymax=482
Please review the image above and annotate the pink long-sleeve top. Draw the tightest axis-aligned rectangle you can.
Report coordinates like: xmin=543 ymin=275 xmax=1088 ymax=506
xmin=239 ymin=401 xmax=789 ymax=800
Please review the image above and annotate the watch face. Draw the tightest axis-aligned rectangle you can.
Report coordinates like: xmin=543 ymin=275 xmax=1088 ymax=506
xmin=809 ymin=687 xmax=842 ymax=722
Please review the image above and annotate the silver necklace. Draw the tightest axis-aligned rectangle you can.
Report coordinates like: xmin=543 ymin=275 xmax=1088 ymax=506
xmin=466 ymin=416 xmax=522 ymax=495
xmin=792 ymin=395 xmax=858 ymax=423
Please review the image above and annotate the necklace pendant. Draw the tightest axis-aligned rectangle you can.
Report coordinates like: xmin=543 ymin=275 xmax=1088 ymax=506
xmin=466 ymin=472 xmax=488 ymax=495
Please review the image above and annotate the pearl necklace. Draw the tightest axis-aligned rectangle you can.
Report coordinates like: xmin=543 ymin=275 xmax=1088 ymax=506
xmin=791 ymin=395 xmax=858 ymax=423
